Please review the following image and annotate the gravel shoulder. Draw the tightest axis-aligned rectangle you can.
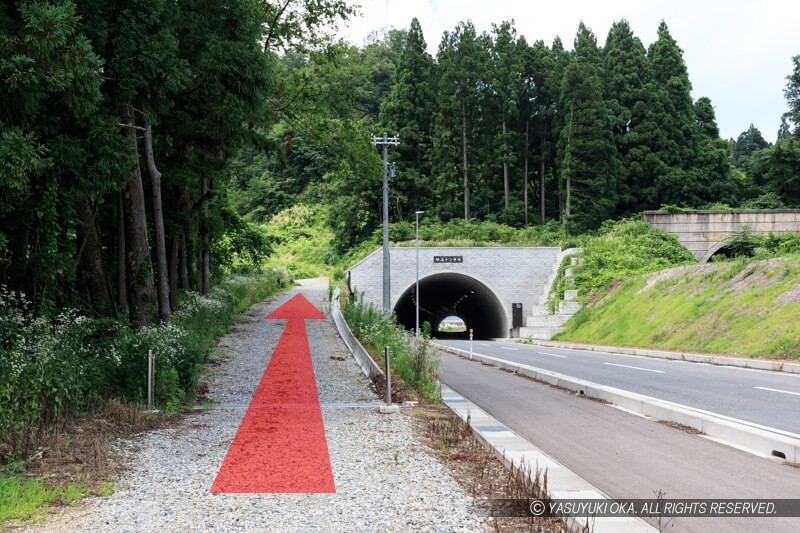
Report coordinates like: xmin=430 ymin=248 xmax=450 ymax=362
xmin=34 ymin=278 xmax=486 ymax=532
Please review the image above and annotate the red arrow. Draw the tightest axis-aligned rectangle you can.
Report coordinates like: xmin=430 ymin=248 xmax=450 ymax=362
xmin=211 ymin=293 xmax=335 ymax=493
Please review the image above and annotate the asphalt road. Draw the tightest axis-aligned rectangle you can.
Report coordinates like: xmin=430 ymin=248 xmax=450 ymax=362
xmin=437 ymin=339 xmax=800 ymax=435
xmin=438 ymin=353 xmax=800 ymax=533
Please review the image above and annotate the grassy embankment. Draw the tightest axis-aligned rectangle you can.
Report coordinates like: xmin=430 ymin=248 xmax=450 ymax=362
xmin=558 ymin=256 xmax=800 ymax=360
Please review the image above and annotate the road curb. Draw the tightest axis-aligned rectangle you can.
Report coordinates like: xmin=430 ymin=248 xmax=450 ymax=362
xmin=436 ymin=344 xmax=800 ymax=464
xmin=521 ymin=340 xmax=800 ymax=375
xmin=330 ymin=288 xmax=383 ymax=379
xmin=441 ymin=384 xmax=656 ymax=533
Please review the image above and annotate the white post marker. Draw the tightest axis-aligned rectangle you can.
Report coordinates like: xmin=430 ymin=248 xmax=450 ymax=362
xmin=469 ymin=329 xmax=474 ymax=361
xmin=415 ymin=210 xmax=424 ymax=337
xmin=384 ymin=346 xmax=391 ymax=406
xmin=379 ymin=346 xmax=400 ymax=414
xmin=147 ymin=349 xmax=154 ymax=410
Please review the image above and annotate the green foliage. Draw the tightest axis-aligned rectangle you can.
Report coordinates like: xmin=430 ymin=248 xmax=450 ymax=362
xmin=732 ymin=124 xmax=770 ymax=167
xmin=343 ymin=296 xmax=440 ymax=400
xmin=0 ymin=128 xmax=52 ymax=192
xmin=712 ymin=228 xmax=800 ymax=260
xmin=603 ymin=21 xmax=657 ymax=209
xmin=785 ymin=55 xmax=800 ymax=130
xmin=0 ymin=475 xmax=88 ymax=523
xmin=212 ymin=198 xmax=272 ymax=272
xmin=740 ymin=192 xmax=785 ymax=209
xmin=431 ymin=21 xmax=491 ymax=220
xmin=572 ymin=219 xmax=696 ymax=297
xmin=720 ymin=227 xmax=759 ymax=258
xmin=379 ymin=17 xmax=435 ymax=210
xmin=0 ymin=271 xmax=289 ymax=459
xmin=262 ymin=205 xmax=339 ymax=278
xmin=259 ymin=0 xmax=355 ymax=54
xmin=388 ymin=217 xmax=568 ymax=246
xmin=560 ymin=23 xmax=617 ymax=232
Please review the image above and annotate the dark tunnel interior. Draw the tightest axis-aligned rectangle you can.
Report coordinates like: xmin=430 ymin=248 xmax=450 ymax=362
xmin=393 ymin=273 xmax=508 ymax=339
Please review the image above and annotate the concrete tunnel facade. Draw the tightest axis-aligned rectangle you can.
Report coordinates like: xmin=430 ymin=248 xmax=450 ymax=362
xmin=347 ymin=247 xmax=564 ymax=338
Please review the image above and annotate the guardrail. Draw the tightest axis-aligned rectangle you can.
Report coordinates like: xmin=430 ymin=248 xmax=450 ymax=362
xmin=330 ymin=287 xmax=383 ymax=379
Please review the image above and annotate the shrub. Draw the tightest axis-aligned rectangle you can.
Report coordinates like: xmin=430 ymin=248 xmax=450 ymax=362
xmin=343 ymin=294 xmax=439 ymax=400
xmin=572 ymin=219 xmax=697 ymax=298
xmin=0 ymin=268 xmax=288 ymax=458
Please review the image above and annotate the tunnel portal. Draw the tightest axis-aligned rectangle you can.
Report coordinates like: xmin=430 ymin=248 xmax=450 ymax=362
xmin=393 ymin=273 xmax=507 ymax=339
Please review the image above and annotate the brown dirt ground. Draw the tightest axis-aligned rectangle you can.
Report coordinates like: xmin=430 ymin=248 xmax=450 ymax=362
xmin=412 ymin=404 xmax=571 ymax=533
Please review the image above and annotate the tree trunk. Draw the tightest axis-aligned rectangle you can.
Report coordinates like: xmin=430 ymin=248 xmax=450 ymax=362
xmin=121 ymin=105 xmax=156 ymax=328
xmin=562 ymin=109 xmax=572 ymax=232
xmin=200 ymin=175 xmax=210 ymax=296
xmin=76 ymin=199 xmax=116 ymax=318
xmin=461 ymin=101 xmax=470 ymax=220
xmin=180 ymin=225 xmax=190 ymax=291
xmin=524 ymin=121 xmax=529 ymax=226
xmin=117 ymin=192 xmax=127 ymax=309
xmin=143 ymin=123 xmax=170 ymax=323
xmin=169 ymin=232 xmax=179 ymax=312
xmin=503 ymin=119 xmax=509 ymax=209
xmin=539 ymin=125 xmax=555 ymax=224
xmin=540 ymin=140 xmax=546 ymax=223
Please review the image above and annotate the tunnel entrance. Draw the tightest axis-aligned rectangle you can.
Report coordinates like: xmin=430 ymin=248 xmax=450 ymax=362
xmin=393 ymin=273 xmax=508 ymax=339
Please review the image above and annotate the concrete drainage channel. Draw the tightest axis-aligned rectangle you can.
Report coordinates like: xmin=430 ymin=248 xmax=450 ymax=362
xmin=435 ymin=343 xmax=800 ymax=464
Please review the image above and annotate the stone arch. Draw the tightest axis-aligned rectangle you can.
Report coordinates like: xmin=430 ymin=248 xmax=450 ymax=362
xmin=700 ymin=239 xmax=734 ymax=262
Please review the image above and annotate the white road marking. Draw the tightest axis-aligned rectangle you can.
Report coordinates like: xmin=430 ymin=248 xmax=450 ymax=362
xmin=604 ymin=362 xmax=664 ymax=374
xmin=538 ymin=352 xmax=568 ymax=359
xmin=500 ymin=347 xmax=519 ymax=351
xmin=754 ymin=386 xmax=800 ymax=397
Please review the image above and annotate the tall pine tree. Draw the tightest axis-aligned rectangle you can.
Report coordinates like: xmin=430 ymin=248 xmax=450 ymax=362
xmin=379 ymin=18 xmax=435 ymax=215
xmin=431 ymin=22 xmax=489 ymax=220
xmin=603 ymin=20 xmax=673 ymax=213
xmin=647 ymin=21 xmax=696 ymax=206
xmin=559 ymin=23 xmax=617 ymax=232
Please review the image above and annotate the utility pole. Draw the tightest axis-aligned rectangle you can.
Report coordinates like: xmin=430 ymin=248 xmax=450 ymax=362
xmin=372 ymin=133 xmax=400 ymax=313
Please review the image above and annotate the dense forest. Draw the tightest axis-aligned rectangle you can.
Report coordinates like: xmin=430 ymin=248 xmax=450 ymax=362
xmin=2 ymin=1 xmax=800 ymax=456
xmin=232 ymin=16 xmax=800 ymax=252
xmin=4 ymin=2 xmax=800 ymax=319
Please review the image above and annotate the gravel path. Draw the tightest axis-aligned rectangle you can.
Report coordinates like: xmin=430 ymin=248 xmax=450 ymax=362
xmin=37 ymin=279 xmax=486 ymax=532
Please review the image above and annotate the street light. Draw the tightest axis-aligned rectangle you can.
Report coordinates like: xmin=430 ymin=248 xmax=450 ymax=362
xmin=415 ymin=210 xmax=424 ymax=337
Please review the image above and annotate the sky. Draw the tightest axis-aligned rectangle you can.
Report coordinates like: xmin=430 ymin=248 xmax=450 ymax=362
xmin=337 ymin=0 xmax=800 ymax=142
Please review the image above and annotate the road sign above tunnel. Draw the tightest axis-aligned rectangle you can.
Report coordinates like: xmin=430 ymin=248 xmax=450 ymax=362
xmin=434 ymin=256 xmax=463 ymax=263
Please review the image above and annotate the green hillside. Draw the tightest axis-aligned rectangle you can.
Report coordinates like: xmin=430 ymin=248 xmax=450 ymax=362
xmin=557 ymin=257 xmax=800 ymax=359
